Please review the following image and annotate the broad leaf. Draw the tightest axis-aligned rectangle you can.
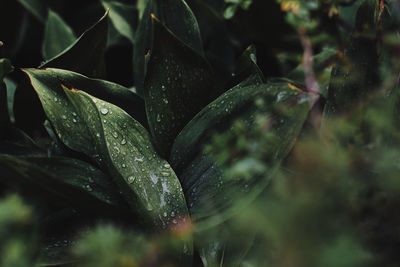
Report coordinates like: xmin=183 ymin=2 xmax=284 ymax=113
xmin=0 ymin=155 xmax=127 ymax=214
xmin=134 ymin=0 xmax=203 ymax=95
xmin=101 ymin=1 xmax=137 ymax=43
xmin=42 ymin=9 xmax=76 ymax=60
xmin=144 ymin=16 xmax=213 ymax=156
xmin=40 ymin=10 xmax=109 ymax=78
xmin=25 ymin=68 xmax=190 ymax=233
xmin=22 ymin=68 xmax=147 ymax=128
xmin=170 ymin=78 xmax=315 ymax=228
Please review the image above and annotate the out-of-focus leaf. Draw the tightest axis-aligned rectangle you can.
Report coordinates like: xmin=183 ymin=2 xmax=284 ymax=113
xmin=24 ymin=68 xmax=191 ymax=235
xmin=101 ymin=1 xmax=137 ymax=43
xmin=40 ymin=10 xmax=109 ymax=78
xmin=0 ymin=154 xmax=128 ymax=214
xmin=0 ymin=58 xmax=14 ymax=125
xmin=16 ymin=0 xmax=47 ymax=23
xmin=134 ymin=0 xmax=203 ymax=95
xmin=42 ymin=9 xmax=76 ymax=61
xmin=170 ymin=78 xmax=315 ymax=228
xmin=144 ymin=16 xmax=213 ymax=157
xmin=324 ymin=0 xmax=380 ymax=116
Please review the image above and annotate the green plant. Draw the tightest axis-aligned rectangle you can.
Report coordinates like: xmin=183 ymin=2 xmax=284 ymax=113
xmin=1 ymin=0 xmax=400 ymax=266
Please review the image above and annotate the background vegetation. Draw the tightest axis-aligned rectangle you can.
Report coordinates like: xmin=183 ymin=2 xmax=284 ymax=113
xmin=1 ymin=0 xmax=400 ymax=266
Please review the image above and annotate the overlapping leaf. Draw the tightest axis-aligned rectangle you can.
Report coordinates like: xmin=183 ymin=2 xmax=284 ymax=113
xmin=134 ymin=0 xmax=203 ymax=95
xmin=0 ymin=155 xmax=127 ymax=214
xmin=24 ymin=68 xmax=190 ymax=232
xmin=170 ymin=78 xmax=315 ymax=228
xmin=144 ymin=16 xmax=213 ymax=156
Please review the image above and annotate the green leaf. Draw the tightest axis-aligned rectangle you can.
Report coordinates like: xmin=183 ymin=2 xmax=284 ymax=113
xmin=101 ymin=1 xmax=137 ymax=43
xmin=144 ymin=16 xmax=214 ymax=157
xmin=170 ymin=78 xmax=315 ymax=228
xmin=16 ymin=0 xmax=47 ymax=22
xmin=0 ymin=154 xmax=127 ymax=214
xmin=226 ymin=45 xmax=265 ymax=90
xmin=21 ymin=68 xmax=147 ymax=128
xmin=0 ymin=58 xmax=14 ymax=125
xmin=42 ymin=9 xmax=76 ymax=61
xmin=24 ymin=68 xmax=190 ymax=232
xmin=40 ymin=10 xmax=109 ymax=78
xmin=134 ymin=0 xmax=203 ymax=95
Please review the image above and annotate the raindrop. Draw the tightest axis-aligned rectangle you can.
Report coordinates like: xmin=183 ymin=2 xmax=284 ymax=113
xmin=72 ymin=112 xmax=77 ymax=117
xmin=112 ymin=132 xmax=118 ymax=138
xmin=113 ymin=146 xmax=120 ymax=154
xmin=161 ymin=172 xmax=170 ymax=177
xmin=163 ymin=98 xmax=169 ymax=104
xmin=135 ymin=156 xmax=144 ymax=162
xmin=72 ymin=118 xmax=77 ymax=123
xmin=85 ymin=184 xmax=93 ymax=192
xmin=127 ymin=176 xmax=135 ymax=184
xmin=171 ymin=211 xmax=175 ymax=217
xmin=163 ymin=212 xmax=167 ymax=217
xmin=172 ymin=219 xmax=177 ymax=224
xmin=161 ymin=85 xmax=166 ymax=91
xmin=62 ymin=115 xmax=67 ymax=119
xmin=121 ymin=139 xmax=127 ymax=145
xmin=54 ymin=97 xmax=58 ymax=102
xmin=156 ymin=114 xmax=161 ymax=122
xmin=96 ymin=133 xmax=101 ymax=138
xmin=100 ymin=108 xmax=109 ymax=115
xmin=122 ymin=164 xmax=126 ymax=168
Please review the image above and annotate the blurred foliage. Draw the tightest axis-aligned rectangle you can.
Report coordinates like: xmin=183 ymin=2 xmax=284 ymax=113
xmin=1 ymin=0 xmax=400 ymax=266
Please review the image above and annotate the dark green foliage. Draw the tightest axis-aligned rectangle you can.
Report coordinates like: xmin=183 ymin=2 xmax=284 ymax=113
xmin=2 ymin=0 xmax=400 ymax=266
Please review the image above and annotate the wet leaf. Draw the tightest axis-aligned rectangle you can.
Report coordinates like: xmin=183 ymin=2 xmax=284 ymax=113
xmin=134 ymin=0 xmax=203 ymax=95
xmin=42 ymin=9 xmax=76 ymax=60
xmin=144 ymin=16 xmax=213 ymax=156
xmin=25 ymin=68 xmax=191 ymax=233
xmin=170 ymin=78 xmax=315 ymax=228
xmin=101 ymin=0 xmax=137 ymax=43
xmin=0 ymin=154 xmax=127 ymax=214
xmin=21 ymin=68 xmax=147 ymax=128
xmin=40 ymin=10 xmax=109 ymax=78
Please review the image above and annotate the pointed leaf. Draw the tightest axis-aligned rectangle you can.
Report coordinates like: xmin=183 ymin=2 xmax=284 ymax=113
xmin=170 ymin=78 xmax=315 ymax=228
xmin=134 ymin=0 xmax=203 ymax=95
xmin=0 ymin=155 xmax=127 ymax=214
xmin=42 ymin=9 xmax=76 ymax=60
xmin=21 ymin=68 xmax=147 ymax=128
xmin=40 ymin=10 xmax=109 ymax=78
xmin=25 ymin=68 xmax=190 ymax=231
xmin=144 ymin=16 xmax=214 ymax=156
xmin=101 ymin=1 xmax=137 ymax=43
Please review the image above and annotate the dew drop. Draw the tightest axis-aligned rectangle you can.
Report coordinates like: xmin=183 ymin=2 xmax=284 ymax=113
xmin=72 ymin=118 xmax=77 ymax=123
xmin=72 ymin=112 xmax=77 ymax=117
xmin=100 ymin=108 xmax=109 ymax=115
xmin=121 ymin=139 xmax=127 ymax=145
xmin=161 ymin=85 xmax=166 ymax=91
xmin=163 ymin=98 xmax=169 ymax=104
xmin=112 ymin=132 xmax=118 ymax=138
xmin=156 ymin=114 xmax=161 ymax=122
xmin=62 ymin=115 xmax=67 ymax=119
xmin=122 ymin=164 xmax=126 ymax=168
xmin=161 ymin=172 xmax=170 ymax=177
xmin=85 ymin=184 xmax=93 ymax=192
xmin=163 ymin=212 xmax=167 ymax=217
xmin=127 ymin=176 xmax=135 ymax=184
xmin=54 ymin=97 xmax=58 ymax=102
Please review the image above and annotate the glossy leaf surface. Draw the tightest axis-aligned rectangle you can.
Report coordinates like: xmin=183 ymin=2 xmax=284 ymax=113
xmin=144 ymin=16 xmax=213 ymax=156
